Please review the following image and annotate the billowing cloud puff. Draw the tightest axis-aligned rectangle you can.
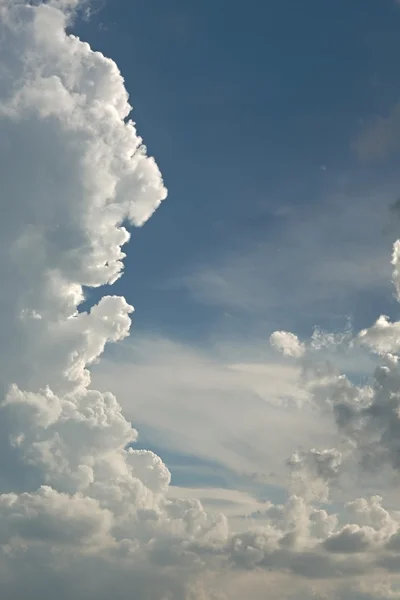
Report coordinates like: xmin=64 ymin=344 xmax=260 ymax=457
xmin=359 ymin=315 xmax=400 ymax=355
xmin=270 ymin=331 xmax=305 ymax=358
xmin=287 ymin=447 xmax=343 ymax=501
xmin=0 ymin=1 xmax=213 ymax=597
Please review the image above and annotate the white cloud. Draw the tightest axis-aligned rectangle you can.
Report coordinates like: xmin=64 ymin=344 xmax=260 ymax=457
xmin=270 ymin=331 xmax=305 ymax=357
xmin=167 ymin=486 xmax=272 ymax=531
xmin=287 ymin=447 xmax=343 ymax=502
xmin=92 ymin=336 xmax=334 ymax=487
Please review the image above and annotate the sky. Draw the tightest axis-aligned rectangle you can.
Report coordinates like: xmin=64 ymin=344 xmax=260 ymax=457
xmin=4 ymin=0 xmax=400 ymax=599
xmin=79 ymin=0 xmax=400 ymax=490
xmin=75 ymin=0 xmax=400 ymax=338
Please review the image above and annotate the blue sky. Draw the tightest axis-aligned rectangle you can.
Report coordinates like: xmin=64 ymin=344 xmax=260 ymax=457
xmin=80 ymin=0 xmax=400 ymax=497
xmin=75 ymin=0 xmax=400 ymax=342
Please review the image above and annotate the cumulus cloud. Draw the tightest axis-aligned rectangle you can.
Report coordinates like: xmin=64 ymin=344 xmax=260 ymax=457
xmin=270 ymin=331 xmax=305 ymax=358
xmin=267 ymin=189 xmax=400 ymax=588
xmin=0 ymin=1 xmax=212 ymax=597
xmin=273 ymin=324 xmax=400 ymax=479
xmin=287 ymin=447 xmax=343 ymax=502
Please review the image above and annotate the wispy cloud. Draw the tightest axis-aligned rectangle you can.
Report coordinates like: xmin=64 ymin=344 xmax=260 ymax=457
xmin=174 ymin=189 xmax=393 ymax=323
xmin=92 ymin=334 xmax=369 ymax=492
xmin=352 ymin=103 xmax=400 ymax=163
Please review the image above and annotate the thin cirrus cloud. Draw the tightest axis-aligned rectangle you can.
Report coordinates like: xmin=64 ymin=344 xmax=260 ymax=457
xmin=4 ymin=2 xmax=400 ymax=600
xmin=352 ymin=103 xmax=400 ymax=163
xmin=176 ymin=188 xmax=394 ymax=324
xmin=91 ymin=335 xmax=334 ymax=491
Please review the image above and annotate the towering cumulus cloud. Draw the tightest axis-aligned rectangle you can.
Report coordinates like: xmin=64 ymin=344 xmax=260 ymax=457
xmin=6 ymin=2 xmax=400 ymax=600
xmin=0 ymin=1 xmax=224 ymax=598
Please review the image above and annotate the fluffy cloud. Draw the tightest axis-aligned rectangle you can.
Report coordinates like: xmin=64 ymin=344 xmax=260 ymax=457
xmin=266 ymin=223 xmax=400 ymax=590
xmin=287 ymin=447 xmax=343 ymax=502
xmin=271 ymin=323 xmax=400 ymax=478
xmin=270 ymin=331 xmax=305 ymax=358
xmin=0 ymin=0 xmax=209 ymax=597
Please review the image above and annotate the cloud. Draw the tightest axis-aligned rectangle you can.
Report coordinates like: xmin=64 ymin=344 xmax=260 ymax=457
xmin=0 ymin=1 xmax=211 ymax=597
xmin=174 ymin=189 xmax=393 ymax=323
xmin=272 ymin=323 xmax=400 ymax=479
xmin=91 ymin=335 xmax=337 ymax=490
xmin=287 ymin=447 xmax=343 ymax=502
xmin=352 ymin=104 xmax=400 ymax=163
xmin=226 ymin=492 xmax=400 ymax=578
xmin=270 ymin=331 xmax=305 ymax=358
xmin=268 ymin=215 xmax=400 ymax=505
